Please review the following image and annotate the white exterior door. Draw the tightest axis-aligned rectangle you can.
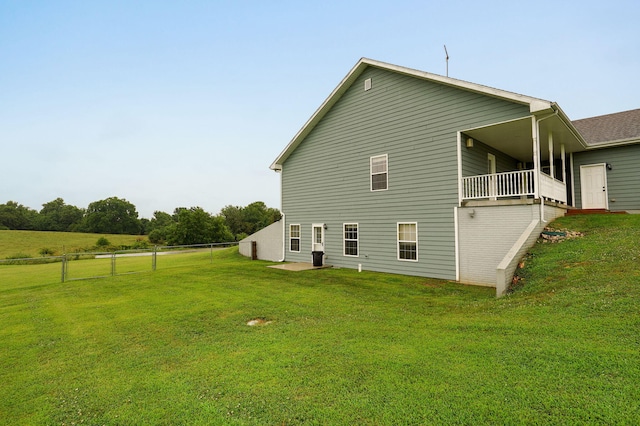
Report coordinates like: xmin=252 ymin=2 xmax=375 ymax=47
xmin=580 ymin=164 xmax=608 ymax=209
xmin=312 ymin=224 xmax=325 ymax=252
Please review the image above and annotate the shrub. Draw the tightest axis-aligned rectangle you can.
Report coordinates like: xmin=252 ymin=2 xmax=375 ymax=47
xmin=6 ymin=253 xmax=32 ymax=260
xmin=39 ymin=247 xmax=55 ymax=257
xmin=148 ymin=229 xmax=166 ymax=244
xmin=132 ymin=238 xmax=149 ymax=249
xmin=96 ymin=237 xmax=111 ymax=248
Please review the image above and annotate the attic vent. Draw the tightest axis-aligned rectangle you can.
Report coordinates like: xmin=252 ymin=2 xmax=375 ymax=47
xmin=364 ymin=78 xmax=372 ymax=91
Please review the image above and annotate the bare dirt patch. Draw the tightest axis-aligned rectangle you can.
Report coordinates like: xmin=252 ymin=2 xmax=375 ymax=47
xmin=247 ymin=318 xmax=272 ymax=326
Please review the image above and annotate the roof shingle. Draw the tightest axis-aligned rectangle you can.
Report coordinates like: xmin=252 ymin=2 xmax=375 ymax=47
xmin=572 ymin=108 xmax=640 ymax=145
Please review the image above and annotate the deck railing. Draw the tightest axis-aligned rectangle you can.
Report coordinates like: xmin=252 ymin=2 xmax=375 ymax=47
xmin=462 ymin=170 xmax=535 ymax=200
xmin=539 ymin=173 xmax=567 ymax=203
xmin=462 ymin=170 xmax=567 ymax=203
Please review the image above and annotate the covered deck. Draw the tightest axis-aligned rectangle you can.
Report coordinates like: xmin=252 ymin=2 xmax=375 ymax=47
xmin=458 ymin=111 xmax=586 ymax=205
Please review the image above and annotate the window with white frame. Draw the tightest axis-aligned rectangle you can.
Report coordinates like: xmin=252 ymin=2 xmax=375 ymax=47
xmin=343 ymin=223 xmax=358 ymax=257
xmin=370 ymin=154 xmax=388 ymax=191
xmin=397 ymin=222 xmax=417 ymax=261
xmin=289 ymin=224 xmax=300 ymax=252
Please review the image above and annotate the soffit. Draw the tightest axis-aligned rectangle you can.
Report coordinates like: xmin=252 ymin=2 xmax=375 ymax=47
xmin=464 ymin=114 xmax=585 ymax=162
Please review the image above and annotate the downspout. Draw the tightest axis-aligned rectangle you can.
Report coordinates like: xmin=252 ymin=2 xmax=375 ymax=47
xmin=278 ymin=212 xmax=286 ymax=262
xmin=456 ymin=131 xmax=463 ymax=207
xmin=535 ymin=109 xmax=559 ymax=222
xmin=276 ymin=167 xmax=286 ymax=262
xmin=455 ymin=132 xmax=462 ymax=282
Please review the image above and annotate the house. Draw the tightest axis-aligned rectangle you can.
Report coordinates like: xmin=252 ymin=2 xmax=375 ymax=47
xmin=571 ymin=109 xmax=640 ymax=213
xmin=258 ymin=58 xmax=639 ymax=296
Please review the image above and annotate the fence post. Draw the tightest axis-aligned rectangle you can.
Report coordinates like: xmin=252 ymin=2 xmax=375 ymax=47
xmin=61 ymin=256 xmax=66 ymax=283
xmin=152 ymin=246 xmax=157 ymax=271
xmin=210 ymin=243 xmax=213 ymax=264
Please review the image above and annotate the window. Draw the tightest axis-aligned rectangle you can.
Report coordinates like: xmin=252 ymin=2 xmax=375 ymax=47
xmin=343 ymin=223 xmax=358 ymax=257
xmin=289 ymin=224 xmax=300 ymax=252
xmin=370 ymin=154 xmax=388 ymax=191
xmin=397 ymin=222 xmax=417 ymax=261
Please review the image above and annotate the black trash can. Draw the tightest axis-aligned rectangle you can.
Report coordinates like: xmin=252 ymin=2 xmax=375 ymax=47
xmin=311 ymin=251 xmax=324 ymax=267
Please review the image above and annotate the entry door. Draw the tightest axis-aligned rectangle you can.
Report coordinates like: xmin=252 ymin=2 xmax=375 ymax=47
xmin=580 ymin=164 xmax=608 ymax=209
xmin=312 ymin=224 xmax=325 ymax=252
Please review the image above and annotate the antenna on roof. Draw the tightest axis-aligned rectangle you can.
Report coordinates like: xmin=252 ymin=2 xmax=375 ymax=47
xmin=444 ymin=45 xmax=449 ymax=77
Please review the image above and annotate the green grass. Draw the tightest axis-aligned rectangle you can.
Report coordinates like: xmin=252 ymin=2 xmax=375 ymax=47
xmin=1 ymin=215 xmax=639 ymax=424
xmin=0 ymin=230 xmax=147 ymax=258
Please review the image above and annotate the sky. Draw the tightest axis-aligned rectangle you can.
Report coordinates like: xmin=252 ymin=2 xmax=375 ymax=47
xmin=1 ymin=0 xmax=639 ymax=219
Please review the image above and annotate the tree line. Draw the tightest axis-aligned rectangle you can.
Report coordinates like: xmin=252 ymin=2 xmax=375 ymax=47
xmin=0 ymin=197 xmax=281 ymax=245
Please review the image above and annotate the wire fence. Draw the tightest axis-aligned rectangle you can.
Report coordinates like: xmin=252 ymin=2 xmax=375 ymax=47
xmin=0 ymin=242 xmax=237 ymax=285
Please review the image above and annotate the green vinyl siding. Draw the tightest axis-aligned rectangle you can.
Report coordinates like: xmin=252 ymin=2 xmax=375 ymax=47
xmin=281 ymin=66 xmax=530 ymax=279
xmin=573 ymin=144 xmax=640 ymax=211
xmin=461 ymin=137 xmax=520 ymax=176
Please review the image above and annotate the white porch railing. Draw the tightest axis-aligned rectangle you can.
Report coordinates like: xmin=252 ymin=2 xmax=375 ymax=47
xmin=462 ymin=170 xmax=566 ymax=203
xmin=539 ymin=173 xmax=567 ymax=203
xmin=462 ymin=170 xmax=535 ymax=200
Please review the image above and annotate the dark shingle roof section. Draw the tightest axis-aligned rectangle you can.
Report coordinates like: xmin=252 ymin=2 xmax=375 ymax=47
xmin=572 ymin=108 xmax=640 ymax=145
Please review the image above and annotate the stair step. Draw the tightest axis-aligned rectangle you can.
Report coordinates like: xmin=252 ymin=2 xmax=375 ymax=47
xmin=566 ymin=209 xmax=626 ymax=215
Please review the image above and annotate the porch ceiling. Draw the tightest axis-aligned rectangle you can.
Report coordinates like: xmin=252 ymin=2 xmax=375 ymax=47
xmin=464 ymin=115 xmax=586 ymax=163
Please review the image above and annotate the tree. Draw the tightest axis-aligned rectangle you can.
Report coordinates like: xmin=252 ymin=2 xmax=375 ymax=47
xmin=166 ymin=207 xmax=233 ymax=245
xmin=0 ymin=201 xmax=38 ymax=230
xmin=243 ymin=201 xmax=281 ymax=234
xmin=147 ymin=211 xmax=174 ymax=232
xmin=146 ymin=211 xmax=176 ymax=243
xmin=220 ymin=205 xmax=244 ymax=236
xmin=81 ymin=197 xmax=142 ymax=234
xmin=37 ymin=198 xmax=84 ymax=231
xmin=221 ymin=201 xmax=282 ymax=240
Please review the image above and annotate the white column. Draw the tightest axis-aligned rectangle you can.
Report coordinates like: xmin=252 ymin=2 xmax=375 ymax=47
xmin=561 ymin=144 xmax=566 ymax=183
xmin=532 ymin=117 xmax=540 ymax=198
xmin=548 ymin=130 xmax=554 ymax=179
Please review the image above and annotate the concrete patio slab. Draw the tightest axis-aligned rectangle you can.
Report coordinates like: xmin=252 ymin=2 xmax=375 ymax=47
xmin=268 ymin=262 xmax=332 ymax=271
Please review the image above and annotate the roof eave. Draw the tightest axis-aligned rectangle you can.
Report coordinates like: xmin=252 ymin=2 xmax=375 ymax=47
xmin=585 ymin=137 xmax=640 ymax=149
xmin=270 ymin=58 xmax=371 ymax=170
xmin=549 ymin=102 xmax=590 ymax=150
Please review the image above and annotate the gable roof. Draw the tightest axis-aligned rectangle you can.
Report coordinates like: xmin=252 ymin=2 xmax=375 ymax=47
xmin=270 ymin=58 xmax=561 ymax=171
xmin=572 ymin=108 xmax=640 ymax=146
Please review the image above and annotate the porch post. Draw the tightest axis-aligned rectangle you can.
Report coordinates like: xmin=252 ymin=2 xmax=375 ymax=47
xmin=548 ymin=130 xmax=554 ymax=179
xmin=560 ymin=144 xmax=566 ymax=184
xmin=531 ymin=117 xmax=540 ymax=198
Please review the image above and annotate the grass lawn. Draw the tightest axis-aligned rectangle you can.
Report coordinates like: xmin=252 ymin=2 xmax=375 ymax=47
xmin=1 ymin=215 xmax=639 ymax=424
xmin=0 ymin=230 xmax=148 ymax=258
